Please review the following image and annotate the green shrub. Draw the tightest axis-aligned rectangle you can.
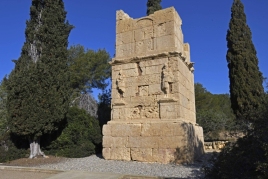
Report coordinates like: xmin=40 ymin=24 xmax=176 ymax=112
xmin=204 ymin=109 xmax=268 ymax=179
xmin=45 ymin=107 xmax=102 ymax=158
xmin=0 ymin=132 xmax=28 ymax=163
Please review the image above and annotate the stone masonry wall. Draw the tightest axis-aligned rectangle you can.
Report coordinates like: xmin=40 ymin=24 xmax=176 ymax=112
xmin=103 ymin=7 xmax=204 ymax=164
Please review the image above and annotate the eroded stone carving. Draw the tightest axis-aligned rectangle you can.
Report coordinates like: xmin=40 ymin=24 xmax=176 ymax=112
xmin=161 ymin=63 xmax=174 ymax=95
xmin=116 ymin=70 xmax=125 ymax=98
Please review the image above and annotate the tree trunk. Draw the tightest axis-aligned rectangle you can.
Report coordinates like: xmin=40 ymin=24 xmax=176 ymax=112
xmin=29 ymin=137 xmax=48 ymax=159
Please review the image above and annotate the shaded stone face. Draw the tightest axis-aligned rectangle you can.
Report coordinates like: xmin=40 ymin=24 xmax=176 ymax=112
xmin=103 ymin=7 xmax=204 ymax=164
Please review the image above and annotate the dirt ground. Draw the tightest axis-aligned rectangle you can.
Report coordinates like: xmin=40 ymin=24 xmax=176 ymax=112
xmin=0 ymin=170 xmax=56 ymax=179
xmin=2 ymin=155 xmax=67 ymax=167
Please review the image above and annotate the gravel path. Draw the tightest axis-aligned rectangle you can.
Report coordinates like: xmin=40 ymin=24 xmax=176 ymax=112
xmin=36 ymin=153 xmax=214 ymax=179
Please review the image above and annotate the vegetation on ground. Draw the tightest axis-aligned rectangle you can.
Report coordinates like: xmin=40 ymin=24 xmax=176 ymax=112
xmin=44 ymin=107 xmax=102 ymax=158
xmin=204 ymin=0 xmax=268 ymax=178
xmin=226 ymin=0 xmax=264 ymax=125
xmin=195 ymin=83 xmax=236 ymax=140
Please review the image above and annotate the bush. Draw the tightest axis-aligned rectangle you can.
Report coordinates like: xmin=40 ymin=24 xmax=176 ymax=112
xmin=0 ymin=132 xmax=28 ymax=163
xmin=45 ymin=107 xmax=102 ymax=158
xmin=204 ymin=108 xmax=268 ymax=179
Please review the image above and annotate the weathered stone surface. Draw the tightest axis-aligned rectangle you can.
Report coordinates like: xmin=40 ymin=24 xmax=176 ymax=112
xmin=130 ymin=148 xmax=155 ymax=162
xmin=110 ymin=147 xmax=131 ymax=161
xmin=103 ymin=136 xmax=128 ymax=148
xmin=103 ymin=7 xmax=204 ymax=164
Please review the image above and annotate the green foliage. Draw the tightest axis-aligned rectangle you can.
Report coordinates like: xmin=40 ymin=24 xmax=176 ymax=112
xmin=97 ymin=89 xmax=111 ymax=129
xmin=45 ymin=107 xmax=102 ymax=158
xmin=195 ymin=83 xmax=236 ymax=140
xmin=0 ymin=79 xmax=8 ymax=136
xmin=68 ymin=44 xmax=111 ymax=94
xmin=226 ymin=0 xmax=264 ymax=123
xmin=0 ymin=132 xmax=28 ymax=163
xmin=147 ymin=0 xmax=162 ymax=16
xmin=6 ymin=0 xmax=72 ymax=140
xmin=204 ymin=107 xmax=268 ymax=179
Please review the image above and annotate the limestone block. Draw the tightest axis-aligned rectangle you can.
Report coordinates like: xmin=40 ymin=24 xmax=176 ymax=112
xmin=152 ymin=7 xmax=179 ymax=25
xmin=130 ymin=148 xmax=155 ymax=162
xmin=120 ymin=62 xmax=139 ymax=70
xmin=183 ymin=43 xmax=191 ymax=63
xmin=102 ymin=125 xmax=112 ymax=136
xmin=127 ymin=107 xmax=141 ymax=119
xmin=168 ymin=57 xmax=179 ymax=72
xmin=145 ymin=64 xmax=162 ymax=75
xmin=124 ymin=86 xmax=138 ymax=97
xmin=140 ymin=106 xmax=159 ymax=119
xmin=138 ymin=85 xmax=149 ymax=96
xmin=148 ymin=84 xmax=162 ymax=95
xmin=171 ymin=82 xmax=179 ymax=93
xmin=135 ymin=39 xmax=154 ymax=54
xmin=158 ymin=122 xmax=186 ymax=137
xmin=111 ymin=87 xmax=120 ymax=99
xmin=160 ymin=102 xmax=177 ymax=119
xmin=102 ymin=148 xmax=111 ymax=159
xmin=159 ymin=136 xmax=186 ymax=148
xmin=116 ymin=31 xmax=134 ymax=45
xmin=116 ymin=18 xmax=133 ymax=34
xmin=124 ymin=68 xmax=139 ymax=77
xmin=141 ymin=122 xmax=162 ymax=136
xmin=152 ymin=148 xmax=176 ymax=164
xmin=156 ymin=35 xmax=176 ymax=51
xmin=116 ymin=43 xmax=134 ymax=58
xmin=130 ymin=96 xmax=156 ymax=107
xmin=134 ymin=74 xmax=161 ymax=86
xmin=110 ymin=147 xmax=131 ymax=161
xmin=134 ymin=18 xmax=153 ymax=30
xmin=111 ymin=107 xmax=128 ymax=121
xmin=103 ymin=136 xmax=128 ymax=148
xmin=155 ymin=21 xmax=175 ymax=38
xmin=134 ymin=26 xmax=154 ymax=41
xmin=180 ymin=95 xmax=189 ymax=109
xmin=144 ymin=57 xmax=169 ymax=67
xmin=174 ymin=23 xmax=183 ymax=44
xmin=127 ymin=137 xmax=159 ymax=148
xmin=111 ymin=123 xmax=141 ymax=137
xmin=116 ymin=10 xmax=131 ymax=21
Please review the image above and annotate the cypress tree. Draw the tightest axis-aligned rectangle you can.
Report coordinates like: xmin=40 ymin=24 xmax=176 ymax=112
xmin=146 ymin=0 xmax=162 ymax=16
xmin=6 ymin=0 xmax=73 ymax=158
xmin=226 ymin=0 xmax=264 ymax=124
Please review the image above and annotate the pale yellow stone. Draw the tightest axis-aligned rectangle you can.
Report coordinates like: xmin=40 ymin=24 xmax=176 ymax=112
xmin=111 ymin=123 xmax=141 ymax=137
xmin=102 ymin=125 xmax=111 ymax=136
xmin=127 ymin=136 xmax=159 ymax=148
xmin=102 ymin=148 xmax=111 ymax=159
xmin=152 ymin=148 xmax=176 ymax=164
xmin=103 ymin=136 xmax=128 ymax=148
xmin=103 ymin=7 xmax=204 ymax=164
xmin=130 ymin=148 xmax=155 ymax=162
xmin=110 ymin=147 xmax=131 ymax=161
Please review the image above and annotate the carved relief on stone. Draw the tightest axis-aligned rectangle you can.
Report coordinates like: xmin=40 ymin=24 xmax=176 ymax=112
xmin=161 ymin=63 xmax=174 ymax=95
xmin=116 ymin=70 xmax=125 ymax=98
xmin=138 ymin=85 xmax=149 ymax=96
xmin=142 ymin=106 xmax=159 ymax=118
xmin=129 ymin=106 xmax=142 ymax=119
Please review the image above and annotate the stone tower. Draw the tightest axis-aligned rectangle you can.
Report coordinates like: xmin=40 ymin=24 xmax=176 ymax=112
xmin=102 ymin=7 xmax=204 ymax=164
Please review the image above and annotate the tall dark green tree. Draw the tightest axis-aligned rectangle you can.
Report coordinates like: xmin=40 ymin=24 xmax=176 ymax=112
xmin=146 ymin=0 xmax=162 ymax=16
xmin=226 ymin=0 xmax=264 ymax=124
xmin=6 ymin=0 xmax=72 ymax=158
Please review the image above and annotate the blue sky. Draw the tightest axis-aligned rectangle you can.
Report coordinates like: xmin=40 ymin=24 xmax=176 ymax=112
xmin=0 ymin=0 xmax=267 ymax=99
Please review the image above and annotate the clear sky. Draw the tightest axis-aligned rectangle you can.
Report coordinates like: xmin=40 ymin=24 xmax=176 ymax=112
xmin=0 ymin=0 xmax=267 ymax=99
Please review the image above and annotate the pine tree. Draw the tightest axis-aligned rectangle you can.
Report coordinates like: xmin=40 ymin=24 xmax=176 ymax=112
xmin=147 ymin=0 xmax=162 ymax=16
xmin=6 ymin=0 xmax=73 ymax=158
xmin=226 ymin=0 xmax=264 ymax=124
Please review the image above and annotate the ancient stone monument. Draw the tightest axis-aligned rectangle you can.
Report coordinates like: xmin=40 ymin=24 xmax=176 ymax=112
xmin=102 ymin=7 xmax=204 ymax=164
